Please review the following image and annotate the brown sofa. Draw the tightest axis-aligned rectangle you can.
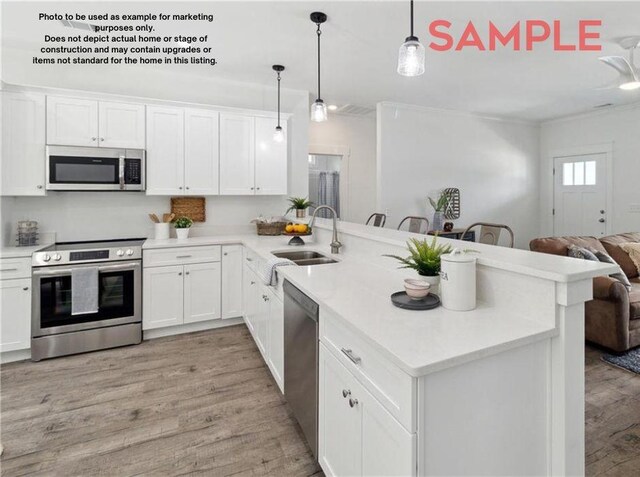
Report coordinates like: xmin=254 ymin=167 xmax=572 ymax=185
xmin=530 ymin=233 xmax=640 ymax=353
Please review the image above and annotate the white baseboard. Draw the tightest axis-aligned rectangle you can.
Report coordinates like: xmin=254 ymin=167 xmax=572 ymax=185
xmin=143 ymin=317 xmax=244 ymax=340
xmin=1 ymin=349 xmax=31 ymax=364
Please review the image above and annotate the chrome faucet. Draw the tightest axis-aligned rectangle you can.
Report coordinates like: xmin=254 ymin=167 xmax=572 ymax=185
xmin=308 ymin=205 xmax=342 ymax=254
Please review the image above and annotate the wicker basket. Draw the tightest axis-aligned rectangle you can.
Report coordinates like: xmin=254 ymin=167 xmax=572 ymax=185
xmin=256 ymin=222 xmax=287 ymax=236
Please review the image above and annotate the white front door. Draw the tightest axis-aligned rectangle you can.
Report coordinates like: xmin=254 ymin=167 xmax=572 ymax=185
xmin=553 ymin=153 xmax=608 ymax=237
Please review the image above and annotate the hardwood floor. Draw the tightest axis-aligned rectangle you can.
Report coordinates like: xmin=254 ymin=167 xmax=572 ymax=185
xmin=0 ymin=325 xmax=321 ymax=477
xmin=585 ymin=346 xmax=640 ymax=477
xmin=2 ymin=329 xmax=638 ymax=476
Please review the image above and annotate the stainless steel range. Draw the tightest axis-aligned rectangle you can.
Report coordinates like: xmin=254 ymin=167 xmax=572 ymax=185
xmin=31 ymin=239 xmax=143 ymax=361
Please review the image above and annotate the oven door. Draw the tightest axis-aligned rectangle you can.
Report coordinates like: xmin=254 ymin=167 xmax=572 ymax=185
xmin=32 ymin=261 xmax=141 ymax=337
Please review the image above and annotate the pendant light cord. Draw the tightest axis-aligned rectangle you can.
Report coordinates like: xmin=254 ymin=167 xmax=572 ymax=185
xmin=410 ymin=0 xmax=414 ymax=37
xmin=316 ymin=22 xmax=322 ymax=100
xmin=277 ymin=72 xmax=281 ymax=127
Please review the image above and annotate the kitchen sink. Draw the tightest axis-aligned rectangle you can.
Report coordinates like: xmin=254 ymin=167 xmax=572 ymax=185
xmin=272 ymin=250 xmax=338 ymax=266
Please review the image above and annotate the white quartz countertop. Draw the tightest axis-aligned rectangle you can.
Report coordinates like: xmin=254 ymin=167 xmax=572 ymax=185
xmin=0 ymin=243 xmax=51 ymax=259
xmin=142 ymin=232 xmax=616 ymax=377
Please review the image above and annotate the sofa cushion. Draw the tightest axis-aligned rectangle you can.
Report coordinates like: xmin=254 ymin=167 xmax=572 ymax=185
xmin=619 ymin=243 xmax=640 ymax=276
xmin=529 ymin=236 xmax=606 ymax=256
xmin=567 ymin=244 xmax=599 ymax=261
xmin=600 ymin=233 xmax=640 ymax=279
xmin=593 ymin=251 xmax=632 ymax=290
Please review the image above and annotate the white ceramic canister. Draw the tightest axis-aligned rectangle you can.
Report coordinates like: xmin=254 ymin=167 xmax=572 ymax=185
xmin=440 ymin=249 xmax=477 ymax=311
xmin=154 ymin=223 xmax=170 ymax=240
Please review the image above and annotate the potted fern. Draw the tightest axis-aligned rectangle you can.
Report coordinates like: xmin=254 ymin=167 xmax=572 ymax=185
xmin=286 ymin=197 xmax=314 ymax=219
xmin=384 ymin=236 xmax=453 ymax=291
xmin=428 ymin=192 xmax=449 ymax=231
xmin=173 ymin=216 xmax=193 ymax=240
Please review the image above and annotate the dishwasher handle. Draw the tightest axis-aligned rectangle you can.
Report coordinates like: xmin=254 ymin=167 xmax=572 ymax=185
xmin=283 ymin=280 xmax=319 ymax=320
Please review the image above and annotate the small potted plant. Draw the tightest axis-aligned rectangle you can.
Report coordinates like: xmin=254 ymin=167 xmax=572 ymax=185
xmin=384 ymin=236 xmax=453 ymax=291
xmin=286 ymin=197 xmax=314 ymax=219
xmin=428 ymin=192 xmax=449 ymax=231
xmin=173 ymin=216 xmax=193 ymax=240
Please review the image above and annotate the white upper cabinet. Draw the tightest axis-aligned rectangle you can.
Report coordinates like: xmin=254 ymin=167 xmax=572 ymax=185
xmin=98 ymin=101 xmax=145 ymax=148
xmin=146 ymin=106 xmax=185 ymax=195
xmin=255 ymin=116 xmax=288 ymax=195
xmin=1 ymin=91 xmax=46 ymax=196
xmin=219 ymin=113 xmax=255 ymax=195
xmin=46 ymin=96 xmax=99 ymax=147
xmin=184 ymin=108 xmax=219 ymax=195
xmin=46 ymin=96 xmax=145 ymax=148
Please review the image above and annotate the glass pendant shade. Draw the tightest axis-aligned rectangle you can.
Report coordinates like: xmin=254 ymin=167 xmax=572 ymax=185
xmin=311 ymin=99 xmax=328 ymax=122
xmin=397 ymin=37 xmax=425 ymax=76
xmin=273 ymin=126 xmax=285 ymax=142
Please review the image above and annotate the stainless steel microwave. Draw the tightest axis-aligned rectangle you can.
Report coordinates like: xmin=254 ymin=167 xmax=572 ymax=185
xmin=46 ymin=146 xmax=145 ymax=191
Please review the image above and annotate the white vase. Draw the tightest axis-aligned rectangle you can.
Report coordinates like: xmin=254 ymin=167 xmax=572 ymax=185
xmin=176 ymin=228 xmax=190 ymax=240
xmin=420 ymin=275 xmax=440 ymax=294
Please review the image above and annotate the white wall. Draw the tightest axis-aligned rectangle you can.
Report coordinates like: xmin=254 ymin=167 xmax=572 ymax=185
xmin=377 ymin=103 xmax=540 ymax=248
xmin=309 ymin=113 xmax=376 ymax=224
xmin=539 ymin=103 xmax=640 ymax=237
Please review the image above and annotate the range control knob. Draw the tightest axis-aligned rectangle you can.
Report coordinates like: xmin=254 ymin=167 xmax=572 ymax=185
xmin=116 ymin=249 xmax=125 ymax=257
xmin=126 ymin=249 xmax=134 ymax=256
xmin=53 ymin=253 xmax=62 ymax=261
xmin=42 ymin=254 xmax=51 ymax=262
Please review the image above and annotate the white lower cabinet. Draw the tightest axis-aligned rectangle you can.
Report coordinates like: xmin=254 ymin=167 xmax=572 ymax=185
xmin=184 ymin=262 xmax=221 ymax=323
xmin=143 ymin=247 xmax=224 ymax=330
xmin=221 ymin=245 xmax=243 ymax=319
xmin=242 ymin=252 xmax=284 ymax=392
xmin=319 ymin=343 xmax=416 ymax=477
xmin=0 ymin=278 xmax=32 ymax=352
xmin=143 ymin=265 xmax=185 ymax=329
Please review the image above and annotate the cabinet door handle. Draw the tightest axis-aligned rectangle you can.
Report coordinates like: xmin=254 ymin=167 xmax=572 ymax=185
xmin=223 ymin=252 xmax=228 ymax=256
xmin=185 ymin=271 xmax=190 ymax=275
xmin=349 ymin=398 xmax=359 ymax=408
xmin=186 ymin=186 xmax=190 ymax=190
xmin=91 ymin=137 xmax=97 ymax=141
xmin=250 ymin=187 xmax=255 ymax=191
xmin=37 ymin=185 xmax=43 ymax=189
xmin=342 ymin=389 xmax=351 ymax=398
xmin=23 ymin=287 xmax=29 ymax=291
xmin=246 ymin=257 xmax=253 ymax=262
xmin=256 ymin=187 xmax=261 ymax=191
xmin=250 ymin=281 xmax=256 ymax=285
xmin=179 ymin=186 xmax=183 ymax=190
xmin=178 ymin=272 xmax=183 ymax=276
xmin=341 ymin=348 xmax=361 ymax=365
xmin=100 ymin=138 xmax=105 ymax=142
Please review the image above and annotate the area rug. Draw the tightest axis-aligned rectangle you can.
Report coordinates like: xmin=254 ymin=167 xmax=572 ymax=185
xmin=602 ymin=347 xmax=640 ymax=374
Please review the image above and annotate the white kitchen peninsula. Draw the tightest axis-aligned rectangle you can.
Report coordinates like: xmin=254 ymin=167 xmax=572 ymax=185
xmin=141 ymin=220 xmax=615 ymax=477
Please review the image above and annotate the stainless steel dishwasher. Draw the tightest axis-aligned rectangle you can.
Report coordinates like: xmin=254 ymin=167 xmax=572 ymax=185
xmin=283 ymin=280 xmax=320 ymax=459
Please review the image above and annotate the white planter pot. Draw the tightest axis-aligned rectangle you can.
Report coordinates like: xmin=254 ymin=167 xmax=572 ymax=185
xmin=175 ymin=228 xmax=190 ymax=240
xmin=420 ymin=275 xmax=440 ymax=294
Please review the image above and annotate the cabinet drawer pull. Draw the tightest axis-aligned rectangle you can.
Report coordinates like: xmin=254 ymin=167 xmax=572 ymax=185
xmin=176 ymin=255 xmax=192 ymax=259
xmin=246 ymin=257 xmax=253 ymax=262
xmin=349 ymin=398 xmax=359 ymax=408
xmin=250 ymin=281 xmax=256 ymax=285
xmin=341 ymin=348 xmax=361 ymax=365
xmin=0 ymin=268 xmax=18 ymax=272
xmin=23 ymin=287 xmax=29 ymax=291
xmin=342 ymin=389 xmax=351 ymax=398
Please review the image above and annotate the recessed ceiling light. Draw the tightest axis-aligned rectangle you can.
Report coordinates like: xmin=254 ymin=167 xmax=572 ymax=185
xmin=327 ymin=104 xmax=338 ymax=111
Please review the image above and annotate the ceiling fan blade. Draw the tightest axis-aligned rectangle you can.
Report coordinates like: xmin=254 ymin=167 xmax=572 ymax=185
xmin=598 ymin=55 xmax=634 ymax=76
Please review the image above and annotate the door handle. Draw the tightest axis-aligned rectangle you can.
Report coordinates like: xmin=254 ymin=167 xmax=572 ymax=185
xmin=599 ymin=218 xmax=605 ymax=223
xmin=341 ymin=348 xmax=361 ymax=365
xmin=118 ymin=155 xmax=125 ymax=190
xmin=600 ymin=210 xmax=606 ymax=214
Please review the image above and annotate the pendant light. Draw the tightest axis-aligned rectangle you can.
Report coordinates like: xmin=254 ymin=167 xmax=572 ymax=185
xmin=310 ymin=12 xmax=328 ymax=122
xmin=272 ymin=65 xmax=285 ymax=142
xmin=397 ymin=0 xmax=425 ymax=76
